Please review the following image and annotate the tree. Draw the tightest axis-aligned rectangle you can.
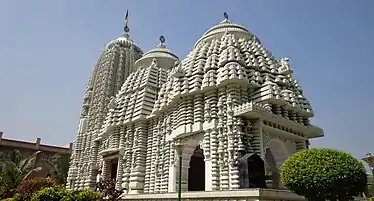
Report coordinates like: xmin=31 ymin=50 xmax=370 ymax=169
xmin=0 ymin=150 xmax=41 ymax=198
xmin=45 ymin=153 xmax=70 ymax=185
xmin=280 ymin=148 xmax=367 ymax=201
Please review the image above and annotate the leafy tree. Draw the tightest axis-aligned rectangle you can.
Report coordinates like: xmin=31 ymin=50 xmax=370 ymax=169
xmin=45 ymin=153 xmax=70 ymax=185
xmin=0 ymin=150 xmax=41 ymax=198
xmin=280 ymin=148 xmax=367 ymax=201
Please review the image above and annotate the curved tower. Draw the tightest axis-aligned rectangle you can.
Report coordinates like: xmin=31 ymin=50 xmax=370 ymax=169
xmin=66 ymin=12 xmax=143 ymax=189
xmin=98 ymin=36 xmax=179 ymax=193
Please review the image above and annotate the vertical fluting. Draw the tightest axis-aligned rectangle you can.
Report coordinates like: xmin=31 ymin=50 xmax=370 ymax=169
xmin=143 ymin=120 xmax=154 ymax=193
xmin=122 ymin=125 xmax=134 ymax=192
xmin=115 ymin=126 xmax=126 ymax=189
xmin=128 ymin=121 xmax=148 ymax=194
xmin=149 ymin=118 xmax=159 ymax=193
xmin=227 ymin=85 xmax=240 ymax=189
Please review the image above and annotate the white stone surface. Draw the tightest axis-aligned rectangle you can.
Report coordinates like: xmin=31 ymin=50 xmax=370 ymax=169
xmin=67 ymin=12 xmax=324 ymax=197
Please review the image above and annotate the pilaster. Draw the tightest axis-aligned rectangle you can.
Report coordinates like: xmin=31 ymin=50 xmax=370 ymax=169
xmin=128 ymin=121 xmax=148 ymax=194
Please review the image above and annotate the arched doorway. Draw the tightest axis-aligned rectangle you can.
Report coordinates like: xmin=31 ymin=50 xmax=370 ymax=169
xmin=188 ymin=145 xmax=205 ymax=191
xmin=238 ymin=153 xmax=266 ymax=188
xmin=265 ymin=148 xmax=279 ymax=188
xmin=266 ymin=139 xmax=291 ymax=189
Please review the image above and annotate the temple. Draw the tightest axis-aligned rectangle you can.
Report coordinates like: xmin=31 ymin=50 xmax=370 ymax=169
xmin=66 ymin=11 xmax=323 ymax=199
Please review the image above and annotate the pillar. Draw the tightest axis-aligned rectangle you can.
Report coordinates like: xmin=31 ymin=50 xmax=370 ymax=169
xmin=102 ymin=160 xmax=110 ymax=180
xmin=128 ymin=122 xmax=148 ymax=194
xmin=204 ymin=157 xmax=212 ymax=191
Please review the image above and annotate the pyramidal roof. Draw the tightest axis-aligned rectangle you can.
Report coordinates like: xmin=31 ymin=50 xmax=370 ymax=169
xmin=152 ymin=13 xmax=313 ymax=117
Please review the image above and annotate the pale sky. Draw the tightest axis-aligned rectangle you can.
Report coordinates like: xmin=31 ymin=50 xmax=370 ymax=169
xmin=0 ymin=0 xmax=373 ymax=160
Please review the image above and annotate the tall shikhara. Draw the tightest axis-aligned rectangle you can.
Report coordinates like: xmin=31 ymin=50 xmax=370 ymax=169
xmin=66 ymin=12 xmax=143 ymax=189
xmin=67 ymin=12 xmax=323 ymax=196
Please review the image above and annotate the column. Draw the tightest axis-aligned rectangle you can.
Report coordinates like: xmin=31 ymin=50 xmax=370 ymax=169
xmin=128 ymin=122 xmax=148 ymax=194
xmin=102 ymin=160 xmax=110 ymax=180
xmin=116 ymin=151 xmax=125 ymax=189
xmin=204 ymin=157 xmax=212 ymax=191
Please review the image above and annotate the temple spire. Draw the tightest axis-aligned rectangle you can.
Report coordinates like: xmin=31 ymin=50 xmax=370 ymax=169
xmin=124 ymin=9 xmax=130 ymax=36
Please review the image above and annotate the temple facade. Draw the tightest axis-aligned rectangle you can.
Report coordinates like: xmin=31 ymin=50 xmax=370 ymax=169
xmin=66 ymin=12 xmax=323 ymax=198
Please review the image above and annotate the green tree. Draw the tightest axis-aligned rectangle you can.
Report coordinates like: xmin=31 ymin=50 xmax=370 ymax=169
xmin=0 ymin=150 xmax=41 ymax=198
xmin=46 ymin=153 xmax=70 ymax=185
xmin=280 ymin=148 xmax=367 ymax=201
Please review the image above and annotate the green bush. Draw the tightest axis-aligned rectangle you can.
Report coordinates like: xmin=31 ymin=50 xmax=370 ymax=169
xmin=30 ymin=185 xmax=100 ymax=201
xmin=0 ymin=198 xmax=14 ymax=201
xmin=280 ymin=148 xmax=367 ymax=201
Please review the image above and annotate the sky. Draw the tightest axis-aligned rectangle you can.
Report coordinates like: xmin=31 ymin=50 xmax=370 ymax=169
xmin=0 ymin=0 xmax=373 ymax=161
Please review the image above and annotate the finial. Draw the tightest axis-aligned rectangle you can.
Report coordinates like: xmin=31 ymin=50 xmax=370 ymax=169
xmin=124 ymin=10 xmax=130 ymax=34
xmin=159 ymin=36 xmax=165 ymax=44
xmin=224 ymin=12 xmax=229 ymax=20
xmin=158 ymin=35 xmax=166 ymax=48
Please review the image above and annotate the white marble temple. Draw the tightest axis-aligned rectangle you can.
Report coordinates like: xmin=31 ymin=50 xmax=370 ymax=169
xmin=66 ymin=11 xmax=323 ymax=198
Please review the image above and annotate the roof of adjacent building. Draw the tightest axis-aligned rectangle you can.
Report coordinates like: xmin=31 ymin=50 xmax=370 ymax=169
xmin=0 ymin=132 xmax=72 ymax=154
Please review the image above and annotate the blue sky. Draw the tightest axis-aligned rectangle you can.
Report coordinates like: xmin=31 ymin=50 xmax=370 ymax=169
xmin=0 ymin=0 xmax=373 ymax=160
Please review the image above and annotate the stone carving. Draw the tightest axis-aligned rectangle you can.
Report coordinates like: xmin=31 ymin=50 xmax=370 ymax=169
xmin=67 ymin=12 xmax=323 ymax=198
xmin=279 ymin=57 xmax=293 ymax=75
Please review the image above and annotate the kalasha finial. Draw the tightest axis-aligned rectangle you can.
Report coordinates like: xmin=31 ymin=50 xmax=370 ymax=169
xmin=159 ymin=36 xmax=166 ymax=44
xmin=124 ymin=9 xmax=130 ymax=34
xmin=224 ymin=12 xmax=229 ymax=20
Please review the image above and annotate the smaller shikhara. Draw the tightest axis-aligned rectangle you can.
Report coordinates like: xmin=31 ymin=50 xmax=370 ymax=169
xmin=66 ymin=11 xmax=323 ymax=196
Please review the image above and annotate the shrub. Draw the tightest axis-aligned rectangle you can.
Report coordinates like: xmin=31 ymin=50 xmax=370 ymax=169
xmin=16 ymin=178 xmax=55 ymax=197
xmin=280 ymin=148 xmax=367 ymax=201
xmin=30 ymin=185 xmax=100 ymax=201
xmin=0 ymin=198 xmax=14 ymax=201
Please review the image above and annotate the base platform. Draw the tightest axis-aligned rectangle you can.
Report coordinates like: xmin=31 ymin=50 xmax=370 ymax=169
xmin=121 ymin=189 xmax=306 ymax=201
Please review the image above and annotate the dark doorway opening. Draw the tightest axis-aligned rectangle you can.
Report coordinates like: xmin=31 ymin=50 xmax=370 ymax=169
xmin=110 ymin=159 xmax=118 ymax=181
xmin=188 ymin=145 xmax=205 ymax=191
xmin=238 ymin=153 xmax=266 ymax=189
xmin=265 ymin=148 xmax=279 ymax=189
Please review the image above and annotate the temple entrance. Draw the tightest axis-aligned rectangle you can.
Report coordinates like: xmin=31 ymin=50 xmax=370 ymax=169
xmin=265 ymin=148 xmax=279 ymax=188
xmin=238 ymin=153 xmax=266 ymax=188
xmin=110 ymin=159 xmax=118 ymax=181
xmin=188 ymin=145 xmax=205 ymax=191
xmin=266 ymin=139 xmax=291 ymax=189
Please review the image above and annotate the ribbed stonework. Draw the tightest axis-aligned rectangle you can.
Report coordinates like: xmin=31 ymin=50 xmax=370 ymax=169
xmin=68 ymin=13 xmax=324 ymax=196
xmin=66 ymin=33 xmax=143 ymax=189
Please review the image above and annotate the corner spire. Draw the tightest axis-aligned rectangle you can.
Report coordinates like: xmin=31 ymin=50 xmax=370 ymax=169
xmin=124 ymin=9 xmax=130 ymax=37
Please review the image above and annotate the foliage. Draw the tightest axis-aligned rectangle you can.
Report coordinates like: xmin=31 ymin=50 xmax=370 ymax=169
xmin=45 ymin=153 xmax=70 ymax=185
xmin=280 ymin=148 xmax=367 ymax=201
xmin=0 ymin=150 xmax=41 ymax=199
xmin=14 ymin=178 xmax=55 ymax=199
xmin=0 ymin=198 xmax=14 ymax=201
xmin=97 ymin=179 xmax=124 ymax=201
xmin=30 ymin=185 xmax=100 ymax=201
